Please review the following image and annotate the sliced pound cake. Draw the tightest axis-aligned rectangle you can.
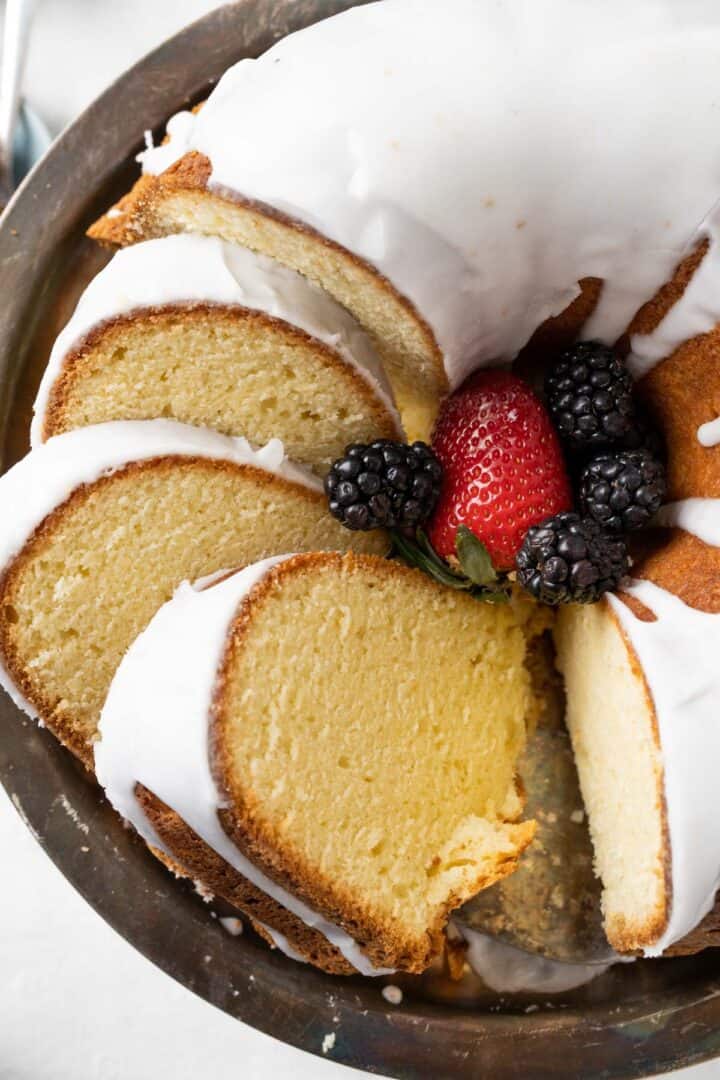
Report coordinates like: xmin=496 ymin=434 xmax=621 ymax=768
xmin=554 ymin=600 xmax=666 ymax=954
xmin=96 ymin=552 xmax=537 ymax=975
xmin=32 ymin=235 xmax=401 ymax=474
xmin=0 ymin=421 xmax=385 ymax=766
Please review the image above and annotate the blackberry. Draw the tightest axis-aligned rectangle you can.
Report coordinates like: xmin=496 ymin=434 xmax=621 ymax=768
xmin=579 ymin=449 xmax=666 ymax=532
xmin=516 ymin=511 xmax=629 ymax=605
xmin=325 ymin=440 xmax=442 ymax=531
xmin=545 ymin=342 xmax=635 ymax=450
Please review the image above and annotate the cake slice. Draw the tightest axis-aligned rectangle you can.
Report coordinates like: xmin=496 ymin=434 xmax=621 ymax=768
xmin=88 ymin=152 xmax=445 ymax=438
xmin=32 ymin=235 xmax=401 ymax=473
xmin=555 ymin=522 xmax=720 ymax=959
xmin=96 ymin=552 xmax=537 ymax=974
xmin=553 ymin=600 xmax=667 ymax=954
xmin=0 ymin=420 xmax=385 ymax=766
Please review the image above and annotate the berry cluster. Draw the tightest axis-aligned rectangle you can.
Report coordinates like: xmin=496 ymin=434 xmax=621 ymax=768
xmin=323 ymin=342 xmax=666 ymax=608
xmin=516 ymin=342 xmax=666 ymax=605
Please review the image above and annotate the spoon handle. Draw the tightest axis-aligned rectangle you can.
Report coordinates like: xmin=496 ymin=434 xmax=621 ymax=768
xmin=0 ymin=0 xmax=36 ymax=191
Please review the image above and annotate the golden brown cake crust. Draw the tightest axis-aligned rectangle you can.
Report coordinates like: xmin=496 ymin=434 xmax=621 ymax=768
xmin=637 ymin=326 xmax=720 ymax=500
xmin=0 ymin=456 xmax=335 ymax=768
xmin=38 ymin=302 xmax=399 ymax=444
xmin=135 ymin=783 xmax=356 ymax=975
xmin=209 ymin=551 xmax=535 ymax=974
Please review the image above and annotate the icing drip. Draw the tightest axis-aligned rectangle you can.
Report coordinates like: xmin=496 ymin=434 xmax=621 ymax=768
xmin=453 ymin=923 xmax=614 ymax=994
xmin=139 ymin=0 xmax=720 ymax=389
xmin=698 ymin=418 xmax=720 ymax=448
xmin=628 ymin=206 xmax=720 ymax=380
xmin=31 ymin=234 xmax=398 ymax=446
xmin=0 ymin=419 xmax=320 ymax=720
xmin=95 ymin=561 xmax=393 ymax=977
xmin=139 ymin=110 xmax=196 ymax=175
xmin=653 ymin=498 xmax=720 ymax=547
xmin=254 ymin=920 xmax=308 ymax=964
xmin=609 ymin=580 xmax=720 ymax=955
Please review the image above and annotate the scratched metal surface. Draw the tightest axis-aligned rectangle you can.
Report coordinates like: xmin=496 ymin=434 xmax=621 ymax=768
xmin=1 ymin=2 xmax=720 ymax=1075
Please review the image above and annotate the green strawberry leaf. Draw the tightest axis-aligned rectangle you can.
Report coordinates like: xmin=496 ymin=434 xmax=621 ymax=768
xmin=455 ymin=526 xmax=499 ymax=587
xmin=391 ymin=530 xmax=473 ymax=590
xmin=390 ymin=528 xmax=512 ymax=604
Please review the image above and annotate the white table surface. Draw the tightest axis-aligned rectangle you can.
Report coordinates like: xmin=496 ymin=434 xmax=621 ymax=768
xmin=1 ymin=3 xmax=718 ymax=1077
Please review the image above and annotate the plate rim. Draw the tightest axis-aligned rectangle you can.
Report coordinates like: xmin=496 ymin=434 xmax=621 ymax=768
xmin=1 ymin=2 xmax=720 ymax=1075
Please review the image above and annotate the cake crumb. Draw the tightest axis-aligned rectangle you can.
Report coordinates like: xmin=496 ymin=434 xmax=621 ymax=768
xmin=219 ymin=916 xmax=243 ymax=937
xmin=322 ymin=1033 xmax=336 ymax=1054
xmin=382 ymin=985 xmax=403 ymax=1006
xmin=57 ymin=793 xmax=89 ymax=834
xmin=570 ymin=809 xmax=585 ymax=824
xmin=193 ymin=879 xmax=214 ymax=902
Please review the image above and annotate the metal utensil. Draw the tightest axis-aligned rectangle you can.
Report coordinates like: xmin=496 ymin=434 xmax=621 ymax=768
xmin=0 ymin=0 xmax=37 ymax=208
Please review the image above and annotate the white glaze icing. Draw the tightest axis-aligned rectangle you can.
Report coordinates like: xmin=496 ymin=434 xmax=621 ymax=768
xmin=628 ymin=207 xmax=720 ymax=380
xmin=31 ymin=234 xmax=398 ymax=447
xmin=0 ymin=419 xmax=320 ymax=719
xmin=698 ymin=418 xmax=720 ymax=447
xmin=139 ymin=0 xmax=720 ymax=389
xmin=254 ymin=920 xmax=307 ymax=964
xmin=95 ymin=561 xmax=393 ymax=977
xmin=140 ymin=110 xmax=196 ymax=175
xmin=653 ymin=498 xmax=720 ymax=547
xmin=609 ymin=580 xmax=720 ymax=955
xmin=453 ymin=923 xmax=615 ymax=994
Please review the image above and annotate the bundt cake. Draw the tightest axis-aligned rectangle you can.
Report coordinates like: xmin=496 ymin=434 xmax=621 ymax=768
xmin=95 ymin=552 xmax=537 ymax=975
xmin=85 ymin=0 xmax=720 ymax=964
xmin=32 ymin=234 xmax=401 ymax=472
xmin=0 ymin=420 xmax=384 ymax=766
xmin=3 ymin=0 xmax=720 ymax=984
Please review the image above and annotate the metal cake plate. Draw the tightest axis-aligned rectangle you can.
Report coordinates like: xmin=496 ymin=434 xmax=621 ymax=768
xmin=1 ymin=2 xmax=720 ymax=1076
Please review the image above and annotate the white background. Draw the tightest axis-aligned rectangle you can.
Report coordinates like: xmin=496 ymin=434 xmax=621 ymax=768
xmin=0 ymin=2 xmax=717 ymax=1077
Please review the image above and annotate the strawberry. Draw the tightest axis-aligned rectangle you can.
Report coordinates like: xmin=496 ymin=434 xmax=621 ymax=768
xmin=427 ymin=370 xmax=572 ymax=570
